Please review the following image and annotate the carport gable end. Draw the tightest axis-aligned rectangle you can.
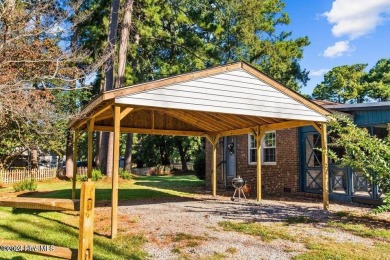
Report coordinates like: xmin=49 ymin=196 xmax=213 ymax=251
xmin=113 ymin=63 xmax=328 ymax=123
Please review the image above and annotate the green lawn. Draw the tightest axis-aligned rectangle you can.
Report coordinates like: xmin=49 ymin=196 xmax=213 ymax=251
xmin=1 ymin=174 xmax=205 ymax=201
xmin=0 ymin=174 xmax=205 ymax=260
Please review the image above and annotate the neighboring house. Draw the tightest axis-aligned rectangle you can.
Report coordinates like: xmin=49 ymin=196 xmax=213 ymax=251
xmin=205 ymin=101 xmax=390 ymax=205
xmin=9 ymin=151 xmax=60 ymax=169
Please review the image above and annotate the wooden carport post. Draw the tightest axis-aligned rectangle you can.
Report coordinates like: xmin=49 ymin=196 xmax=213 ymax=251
xmin=206 ymin=135 xmax=220 ymax=197
xmin=111 ymin=105 xmax=121 ymax=239
xmin=320 ymin=123 xmax=329 ymax=210
xmin=254 ymin=126 xmax=265 ymax=202
xmin=72 ymin=129 xmax=80 ymax=199
xmin=313 ymin=122 xmax=329 ymax=210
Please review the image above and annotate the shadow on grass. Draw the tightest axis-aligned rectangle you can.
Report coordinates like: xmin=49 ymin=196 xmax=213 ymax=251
xmin=17 ymin=188 xmax=202 ymax=207
xmin=133 ymin=174 xmax=205 ymax=186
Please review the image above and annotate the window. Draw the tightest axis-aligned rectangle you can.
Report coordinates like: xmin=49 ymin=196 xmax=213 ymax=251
xmin=248 ymin=131 xmax=276 ymax=165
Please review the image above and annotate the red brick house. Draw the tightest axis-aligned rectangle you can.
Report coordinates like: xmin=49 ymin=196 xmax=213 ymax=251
xmin=205 ymin=101 xmax=390 ymax=204
xmin=205 ymin=128 xmax=300 ymax=196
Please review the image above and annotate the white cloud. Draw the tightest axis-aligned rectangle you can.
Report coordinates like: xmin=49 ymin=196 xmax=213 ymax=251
xmin=324 ymin=0 xmax=390 ymax=39
xmin=323 ymin=41 xmax=354 ymax=58
xmin=310 ymin=69 xmax=330 ymax=77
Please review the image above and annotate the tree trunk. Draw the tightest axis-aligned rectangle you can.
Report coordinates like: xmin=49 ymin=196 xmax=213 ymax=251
xmin=117 ymin=0 xmax=135 ymax=173
xmin=31 ymin=148 xmax=38 ymax=169
xmin=106 ymin=132 xmax=114 ymax=176
xmin=100 ymin=132 xmax=114 ymax=176
xmin=124 ymin=134 xmax=133 ymax=172
xmin=159 ymin=138 xmax=170 ymax=166
xmin=100 ymin=0 xmax=120 ymax=176
xmin=95 ymin=131 xmax=101 ymax=168
xmin=65 ymin=130 xmax=74 ymax=178
xmin=105 ymin=0 xmax=120 ymax=91
xmin=178 ymin=144 xmax=188 ymax=172
xmin=176 ymin=139 xmax=188 ymax=172
xmin=115 ymin=0 xmax=134 ymax=87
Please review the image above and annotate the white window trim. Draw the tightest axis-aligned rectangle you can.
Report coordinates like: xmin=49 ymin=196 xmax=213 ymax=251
xmin=248 ymin=131 xmax=276 ymax=165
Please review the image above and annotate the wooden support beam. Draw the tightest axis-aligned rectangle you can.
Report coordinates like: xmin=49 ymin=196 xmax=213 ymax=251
xmin=93 ymin=125 xmax=206 ymax=137
xmin=111 ymin=105 xmax=121 ymax=239
xmin=94 ymin=107 xmax=140 ymax=123
xmin=78 ymin=180 xmax=95 ymax=260
xmin=261 ymin=120 xmax=314 ymax=132
xmin=213 ymin=126 xmax=256 ymax=137
xmin=206 ymin=134 xmax=220 ymax=197
xmin=87 ymin=119 xmax=94 ymax=179
xmin=0 ymin=239 xmax=77 ymax=260
xmin=311 ymin=122 xmax=322 ymax=133
xmin=120 ymin=107 xmax=134 ymax=120
xmin=255 ymin=126 xmax=265 ymax=202
xmin=72 ymin=100 xmax=114 ymax=129
xmin=320 ymin=123 xmax=329 ymax=210
xmin=91 ymin=102 xmax=113 ymax=119
xmin=0 ymin=197 xmax=80 ymax=211
xmin=72 ymin=129 xmax=79 ymax=200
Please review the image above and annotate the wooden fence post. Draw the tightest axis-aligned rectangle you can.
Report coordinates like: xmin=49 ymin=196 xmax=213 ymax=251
xmin=78 ymin=180 xmax=95 ymax=260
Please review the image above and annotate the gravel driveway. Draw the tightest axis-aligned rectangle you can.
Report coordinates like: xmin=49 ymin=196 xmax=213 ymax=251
xmin=95 ymin=194 xmax=386 ymax=259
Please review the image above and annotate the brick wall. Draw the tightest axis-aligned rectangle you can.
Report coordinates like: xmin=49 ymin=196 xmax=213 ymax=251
xmin=206 ymin=128 xmax=299 ymax=196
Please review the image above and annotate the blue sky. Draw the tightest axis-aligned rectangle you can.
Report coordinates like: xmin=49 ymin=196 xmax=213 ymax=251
xmin=282 ymin=0 xmax=390 ymax=95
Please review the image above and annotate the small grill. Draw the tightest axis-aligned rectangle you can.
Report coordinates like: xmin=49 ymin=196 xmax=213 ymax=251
xmin=231 ymin=176 xmax=247 ymax=201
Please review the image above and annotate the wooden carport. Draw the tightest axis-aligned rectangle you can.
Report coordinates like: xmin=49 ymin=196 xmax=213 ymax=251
xmin=68 ymin=61 xmax=330 ymax=239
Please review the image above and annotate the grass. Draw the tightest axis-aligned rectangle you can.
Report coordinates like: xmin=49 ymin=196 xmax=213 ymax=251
xmin=218 ymin=221 xmax=294 ymax=242
xmin=206 ymin=252 xmax=227 ymax=260
xmin=172 ymin=232 xmax=205 ymax=242
xmin=294 ymin=240 xmax=390 ymax=260
xmin=285 ymin=216 xmax=318 ymax=225
xmin=0 ymin=174 xmax=204 ymax=201
xmin=327 ymin=221 xmax=390 ymax=240
xmin=225 ymin=247 xmax=238 ymax=254
xmin=0 ymin=207 xmax=147 ymax=260
xmin=325 ymin=211 xmax=390 ymax=241
xmin=0 ymin=174 xmax=205 ymax=259
xmin=169 ymin=232 xmax=207 ymax=248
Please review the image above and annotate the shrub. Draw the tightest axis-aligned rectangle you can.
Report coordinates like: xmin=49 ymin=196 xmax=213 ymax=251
xmin=119 ymin=168 xmax=132 ymax=180
xmin=76 ymin=169 xmax=103 ymax=182
xmin=194 ymin=149 xmax=206 ymax=180
xmin=91 ymin=169 xmax=103 ymax=181
xmin=13 ymin=179 xmax=37 ymax=192
xmin=76 ymin=174 xmax=87 ymax=182
xmin=373 ymin=193 xmax=390 ymax=214
xmin=328 ymin=115 xmax=390 ymax=212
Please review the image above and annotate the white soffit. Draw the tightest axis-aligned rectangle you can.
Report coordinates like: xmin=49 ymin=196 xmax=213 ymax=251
xmin=115 ymin=69 xmax=327 ymax=122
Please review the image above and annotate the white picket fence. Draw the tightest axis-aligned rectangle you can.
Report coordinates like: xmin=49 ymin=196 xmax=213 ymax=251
xmin=0 ymin=168 xmax=57 ymax=184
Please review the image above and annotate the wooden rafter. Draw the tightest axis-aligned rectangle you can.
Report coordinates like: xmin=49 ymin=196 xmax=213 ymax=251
xmin=163 ymin=109 xmax=221 ymax=132
xmin=241 ymin=115 xmax=269 ymax=126
xmin=189 ymin=111 xmax=237 ymax=129
xmin=217 ymin=114 xmax=250 ymax=128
